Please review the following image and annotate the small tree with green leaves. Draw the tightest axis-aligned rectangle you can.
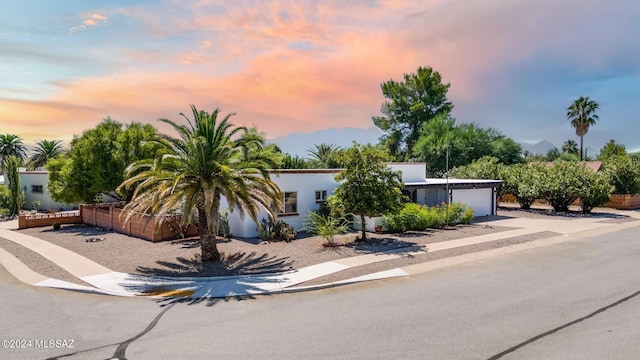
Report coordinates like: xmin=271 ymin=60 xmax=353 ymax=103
xmin=541 ymin=161 xmax=590 ymax=212
xmin=503 ymin=163 xmax=546 ymax=209
xmin=602 ymin=155 xmax=640 ymax=194
xmin=330 ymin=143 xmax=405 ymax=241
xmin=579 ymin=171 xmax=613 ymax=214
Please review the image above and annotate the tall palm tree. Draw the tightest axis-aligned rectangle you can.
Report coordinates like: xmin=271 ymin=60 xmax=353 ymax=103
xmin=561 ymin=139 xmax=579 ymax=155
xmin=26 ymin=139 xmax=65 ymax=170
xmin=118 ymin=105 xmax=282 ymax=262
xmin=0 ymin=134 xmax=28 ymax=171
xmin=567 ymin=96 xmax=599 ymax=161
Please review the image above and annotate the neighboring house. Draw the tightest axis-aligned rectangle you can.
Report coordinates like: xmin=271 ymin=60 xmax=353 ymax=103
xmin=18 ymin=170 xmax=75 ymax=211
xmin=226 ymin=163 xmax=502 ymax=238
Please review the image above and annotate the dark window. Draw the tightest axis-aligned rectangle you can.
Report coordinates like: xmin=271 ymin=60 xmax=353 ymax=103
xmin=315 ymin=190 xmax=327 ymax=203
xmin=282 ymin=192 xmax=298 ymax=214
xmin=32 ymin=185 xmax=43 ymax=194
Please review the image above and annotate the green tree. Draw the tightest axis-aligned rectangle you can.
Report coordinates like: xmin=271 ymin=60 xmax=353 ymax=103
xmin=373 ymin=66 xmax=453 ymax=161
xmin=562 ymin=139 xmax=579 ymax=155
xmin=47 ymin=119 xmax=158 ymax=204
xmin=567 ymin=96 xmax=599 ymax=161
xmin=329 ymin=143 xmax=405 ymax=241
xmin=602 ymin=155 xmax=640 ymax=194
xmin=25 ymin=139 xmax=65 ymax=170
xmin=307 ymin=143 xmax=342 ymax=168
xmin=118 ymin=105 xmax=282 ymax=262
xmin=545 ymin=147 xmax=561 ymax=161
xmin=413 ymin=114 xmax=522 ymax=176
xmin=542 ymin=161 xmax=590 ymax=212
xmin=3 ymin=155 xmax=25 ymax=215
xmin=0 ymin=134 xmax=28 ymax=171
xmin=597 ymin=139 xmax=626 ymax=162
xmin=578 ymin=171 xmax=613 ymax=214
xmin=503 ymin=163 xmax=546 ymax=209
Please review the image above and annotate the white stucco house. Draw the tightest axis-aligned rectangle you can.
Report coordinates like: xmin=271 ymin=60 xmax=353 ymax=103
xmin=17 ymin=170 xmax=76 ymax=211
xmin=225 ymin=163 xmax=502 ymax=238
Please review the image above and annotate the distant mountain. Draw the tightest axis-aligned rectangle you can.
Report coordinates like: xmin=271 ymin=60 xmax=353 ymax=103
xmin=269 ymin=126 xmax=385 ymax=157
xmin=518 ymin=140 xmax=557 ymax=155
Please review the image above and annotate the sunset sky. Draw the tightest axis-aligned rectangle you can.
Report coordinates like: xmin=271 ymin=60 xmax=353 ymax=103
xmin=1 ymin=0 xmax=639 ymax=152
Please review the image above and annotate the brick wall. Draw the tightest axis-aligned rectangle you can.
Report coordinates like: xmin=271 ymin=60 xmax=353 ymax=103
xmin=605 ymin=194 xmax=640 ymax=210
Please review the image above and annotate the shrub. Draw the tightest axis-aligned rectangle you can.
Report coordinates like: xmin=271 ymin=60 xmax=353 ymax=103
xmin=579 ymin=171 xmax=614 ymax=214
xmin=503 ymin=163 xmax=545 ymax=209
xmin=539 ymin=162 xmax=587 ymax=212
xmin=217 ymin=209 xmax=232 ymax=240
xmin=0 ymin=208 xmax=10 ymax=218
xmin=383 ymin=202 xmax=472 ymax=232
xmin=0 ymin=185 xmax=10 ymax=209
xmin=257 ymin=218 xmax=297 ymax=242
xmin=52 ymin=222 xmax=61 ymax=230
xmin=303 ymin=211 xmax=351 ymax=245
xmin=32 ymin=200 xmax=41 ymax=212
xmin=461 ymin=208 xmax=475 ymax=224
xmin=603 ymin=155 xmax=640 ymax=194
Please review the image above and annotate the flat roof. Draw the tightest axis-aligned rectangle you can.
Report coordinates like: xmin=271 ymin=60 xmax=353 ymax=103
xmin=404 ymin=178 xmax=503 ymax=186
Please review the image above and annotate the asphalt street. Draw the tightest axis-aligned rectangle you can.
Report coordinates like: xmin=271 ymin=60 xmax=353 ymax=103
xmin=2 ymin=225 xmax=640 ymax=359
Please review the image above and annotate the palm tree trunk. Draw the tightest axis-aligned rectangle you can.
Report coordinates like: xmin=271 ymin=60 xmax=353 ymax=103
xmin=197 ymin=203 xmax=221 ymax=262
xmin=579 ymin=135 xmax=584 ymax=161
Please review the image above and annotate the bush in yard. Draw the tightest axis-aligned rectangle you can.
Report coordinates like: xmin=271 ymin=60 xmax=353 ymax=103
xmin=541 ymin=161 xmax=589 ymax=212
xmin=383 ymin=202 xmax=472 ymax=232
xmin=602 ymin=155 xmax=640 ymax=194
xmin=460 ymin=208 xmax=474 ymax=224
xmin=257 ymin=218 xmax=297 ymax=242
xmin=217 ymin=209 xmax=232 ymax=240
xmin=0 ymin=185 xmax=10 ymax=209
xmin=303 ymin=211 xmax=351 ymax=245
xmin=579 ymin=171 xmax=614 ymax=214
xmin=503 ymin=163 xmax=545 ymax=209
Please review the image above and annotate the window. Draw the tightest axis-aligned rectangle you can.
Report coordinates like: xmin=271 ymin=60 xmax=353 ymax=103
xmin=315 ymin=190 xmax=328 ymax=203
xmin=281 ymin=192 xmax=298 ymax=214
xmin=32 ymin=185 xmax=43 ymax=194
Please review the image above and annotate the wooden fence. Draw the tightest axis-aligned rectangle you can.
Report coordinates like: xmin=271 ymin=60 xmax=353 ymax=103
xmin=79 ymin=204 xmax=197 ymax=242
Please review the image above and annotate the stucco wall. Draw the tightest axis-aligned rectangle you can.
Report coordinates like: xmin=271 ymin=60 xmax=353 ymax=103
xmin=18 ymin=171 xmax=75 ymax=211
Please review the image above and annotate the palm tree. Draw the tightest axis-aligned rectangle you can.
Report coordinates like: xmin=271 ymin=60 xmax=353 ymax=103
xmin=307 ymin=143 xmax=341 ymax=168
xmin=118 ymin=105 xmax=282 ymax=262
xmin=567 ymin=96 xmax=599 ymax=161
xmin=0 ymin=134 xmax=28 ymax=171
xmin=25 ymin=139 xmax=65 ymax=170
xmin=561 ymin=139 xmax=579 ymax=155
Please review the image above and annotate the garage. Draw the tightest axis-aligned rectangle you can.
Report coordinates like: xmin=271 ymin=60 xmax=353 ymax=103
xmin=452 ymin=188 xmax=495 ymax=217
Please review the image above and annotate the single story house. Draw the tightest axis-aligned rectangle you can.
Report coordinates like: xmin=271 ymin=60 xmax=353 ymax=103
xmin=225 ymin=163 xmax=502 ymax=238
xmin=17 ymin=170 xmax=76 ymax=212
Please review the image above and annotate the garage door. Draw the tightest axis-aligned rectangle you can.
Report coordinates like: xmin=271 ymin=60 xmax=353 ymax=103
xmin=452 ymin=188 xmax=494 ymax=217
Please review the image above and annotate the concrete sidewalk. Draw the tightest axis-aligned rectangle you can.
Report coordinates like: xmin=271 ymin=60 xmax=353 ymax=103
xmin=1 ymin=209 xmax=639 ymax=299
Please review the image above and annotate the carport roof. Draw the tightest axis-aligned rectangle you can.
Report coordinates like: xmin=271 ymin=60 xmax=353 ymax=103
xmin=404 ymin=178 xmax=502 ymax=189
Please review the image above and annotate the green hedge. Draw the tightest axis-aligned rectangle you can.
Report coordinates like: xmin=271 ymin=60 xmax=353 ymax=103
xmin=383 ymin=202 xmax=474 ymax=233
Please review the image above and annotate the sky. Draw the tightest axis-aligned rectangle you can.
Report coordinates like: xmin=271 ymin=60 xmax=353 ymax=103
xmin=1 ymin=0 xmax=639 ymax=153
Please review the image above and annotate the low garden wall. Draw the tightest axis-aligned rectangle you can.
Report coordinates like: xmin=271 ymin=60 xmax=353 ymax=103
xmin=604 ymin=194 xmax=640 ymax=210
xmin=80 ymin=204 xmax=197 ymax=242
xmin=18 ymin=211 xmax=82 ymax=229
